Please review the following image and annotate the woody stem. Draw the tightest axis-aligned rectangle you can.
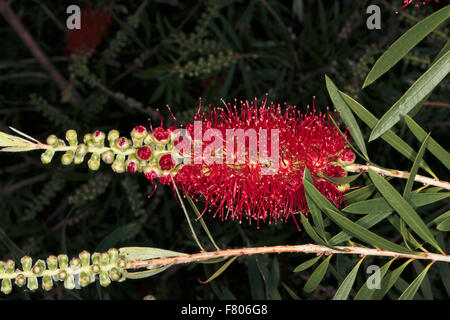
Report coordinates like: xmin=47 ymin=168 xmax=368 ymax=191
xmin=345 ymin=163 xmax=450 ymax=191
xmin=128 ymin=244 xmax=450 ymax=269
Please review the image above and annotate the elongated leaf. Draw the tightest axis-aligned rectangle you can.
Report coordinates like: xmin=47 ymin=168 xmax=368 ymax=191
xmin=125 ymin=265 xmax=173 ymax=279
xmin=294 ymin=256 xmax=321 ymax=273
xmin=398 ymin=262 xmax=434 ymax=300
xmin=300 ymin=213 xmax=329 ymax=247
xmin=304 ymin=255 xmax=332 ymax=293
xmin=343 ymin=192 xmax=449 ymax=215
xmin=200 ymin=256 xmax=238 ymax=284
xmin=324 ymin=173 xmax=361 ymax=184
xmin=281 ymin=282 xmax=301 ymax=300
xmin=247 ymin=256 xmax=265 ymax=300
xmin=354 ymin=258 xmax=396 ymax=300
xmin=430 ymin=210 xmax=450 ymax=226
xmin=437 ymin=217 xmax=450 ymax=231
xmin=404 ymin=115 xmax=450 ymax=170
xmin=369 ymin=50 xmax=450 ymax=141
xmin=340 ymin=92 xmax=434 ymax=176
xmin=403 ymin=135 xmax=430 ymax=199
xmin=412 ymin=261 xmax=433 ymax=300
xmin=372 ymin=259 xmax=413 ymax=299
xmin=325 ymin=75 xmax=368 ymax=158
xmin=333 ymin=257 xmax=365 ymax=300
xmin=344 ymin=183 xmax=377 ymax=203
xmin=303 ymin=179 xmax=411 ymax=254
xmin=368 ymin=169 xmax=443 ymax=253
xmin=119 ymin=247 xmax=187 ymax=261
xmin=305 ymin=193 xmax=326 ymax=240
xmin=363 ymin=5 xmax=450 ymax=87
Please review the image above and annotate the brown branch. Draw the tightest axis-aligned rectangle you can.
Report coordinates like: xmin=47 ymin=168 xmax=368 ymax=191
xmin=346 ymin=163 xmax=450 ymax=191
xmin=128 ymin=244 xmax=450 ymax=270
xmin=423 ymin=101 xmax=450 ymax=108
xmin=0 ymin=0 xmax=80 ymax=106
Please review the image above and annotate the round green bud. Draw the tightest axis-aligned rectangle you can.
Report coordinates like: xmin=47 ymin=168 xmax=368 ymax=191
xmin=46 ymin=134 xmax=58 ymax=146
xmin=88 ymin=159 xmax=100 ymax=171
xmin=100 ymin=252 xmax=109 ymax=266
xmin=101 ymin=150 xmax=115 ymax=164
xmin=111 ymin=160 xmax=125 ymax=173
xmin=117 ymin=257 xmax=127 ymax=269
xmin=65 ymin=130 xmax=78 ymax=146
xmin=70 ymin=257 xmax=81 ymax=269
xmin=64 ymin=274 xmax=75 ymax=290
xmin=337 ymin=183 xmax=350 ymax=193
xmin=27 ymin=276 xmax=38 ymax=291
xmin=107 ymin=130 xmax=120 ymax=145
xmin=75 ymin=144 xmax=88 ymax=156
xmin=42 ymin=275 xmax=53 ymax=291
xmin=83 ymin=133 xmax=93 ymax=146
xmin=92 ymin=130 xmax=106 ymax=145
xmin=108 ymin=248 xmax=119 ymax=263
xmin=46 ymin=255 xmax=58 ymax=270
xmin=41 ymin=149 xmax=55 ymax=164
xmin=58 ymin=254 xmax=69 ymax=268
xmin=1 ymin=279 xmax=12 ymax=295
xmin=79 ymin=272 xmax=90 ymax=287
xmin=116 ymin=137 xmax=131 ymax=151
xmin=32 ymin=264 xmax=42 ymax=275
xmin=109 ymin=268 xmax=121 ymax=281
xmin=21 ymin=256 xmax=32 ymax=271
xmin=91 ymin=253 xmax=100 ymax=265
xmin=99 ymin=271 xmax=111 ymax=287
xmin=15 ymin=274 xmax=26 ymax=287
xmin=79 ymin=251 xmax=91 ymax=267
xmin=5 ymin=260 xmax=15 ymax=273
xmin=61 ymin=151 xmax=74 ymax=165
xmin=57 ymin=270 xmax=68 ymax=281
xmin=91 ymin=264 xmax=100 ymax=274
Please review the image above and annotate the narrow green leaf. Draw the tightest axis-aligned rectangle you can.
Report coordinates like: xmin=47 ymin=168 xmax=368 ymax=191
xmin=372 ymin=259 xmax=413 ymax=299
xmin=343 ymin=192 xmax=449 ymax=215
xmin=369 ymin=50 xmax=450 ymax=141
xmin=325 ymin=75 xmax=368 ymax=158
xmin=119 ymin=247 xmax=187 ymax=261
xmin=429 ymin=210 xmax=450 ymax=226
xmin=344 ymin=183 xmax=377 ymax=203
xmin=281 ymin=282 xmax=301 ymax=300
xmin=303 ymin=179 xmax=411 ymax=254
xmin=305 ymin=193 xmax=326 ymax=240
xmin=333 ymin=257 xmax=365 ymax=300
xmin=247 ymin=256 xmax=265 ymax=300
xmin=293 ymin=256 xmax=321 ymax=273
xmin=363 ymin=5 xmax=450 ymax=87
xmin=404 ymin=115 xmax=450 ymax=170
xmin=437 ymin=217 xmax=450 ymax=231
xmin=354 ymin=258 xmax=396 ymax=300
xmin=200 ymin=256 xmax=238 ymax=284
xmin=398 ymin=262 xmax=434 ymax=300
xmin=403 ymin=134 xmax=430 ymax=200
xmin=323 ymin=173 xmax=361 ymax=184
xmin=125 ymin=265 xmax=173 ymax=279
xmin=340 ymin=92 xmax=434 ymax=176
xmin=304 ymin=255 xmax=332 ymax=293
xmin=368 ymin=169 xmax=443 ymax=253
xmin=412 ymin=261 xmax=433 ymax=300
xmin=300 ymin=213 xmax=329 ymax=247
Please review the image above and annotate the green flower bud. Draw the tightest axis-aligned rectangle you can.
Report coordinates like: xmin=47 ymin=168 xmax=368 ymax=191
xmin=21 ymin=256 xmax=32 ymax=271
xmin=58 ymin=254 xmax=69 ymax=268
xmin=92 ymin=130 xmax=106 ymax=146
xmin=117 ymin=257 xmax=127 ymax=269
xmin=91 ymin=253 xmax=100 ymax=265
xmin=100 ymin=252 xmax=109 ymax=266
xmin=46 ymin=134 xmax=58 ymax=146
xmin=116 ymin=137 xmax=131 ymax=151
xmin=108 ymin=248 xmax=119 ymax=264
xmin=99 ymin=271 xmax=111 ymax=287
xmin=109 ymin=268 xmax=121 ymax=281
xmin=41 ymin=149 xmax=55 ymax=164
xmin=57 ymin=270 xmax=68 ymax=281
xmin=46 ymin=255 xmax=58 ymax=271
xmin=91 ymin=264 xmax=100 ymax=274
xmin=5 ymin=260 xmax=15 ymax=273
xmin=61 ymin=150 xmax=75 ymax=165
xmin=88 ymin=153 xmax=101 ymax=171
xmin=111 ymin=160 xmax=125 ymax=173
xmin=15 ymin=274 xmax=26 ymax=287
xmin=83 ymin=133 xmax=94 ymax=146
xmin=75 ymin=143 xmax=88 ymax=157
xmin=337 ymin=183 xmax=350 ymax=193
xmin=79 ymin=271 xmax=90 ymax=287
xmin=64 ymin=274 xmax=76 ymax=290
xmin=79 ymin=251 xmax=90 ymax=267
xmin=107 ymin=130 xmax=120 ymax=146
xmin=32 ymin=264 xmax=43 ymax=275
xmin=1 ymin=279 xmax=12 ymax=295
xmin=0 ymin=261 xmax=5 ymax=273
xmin=65 ymin=129 xmax=78 ymax=146
xmin=70 ymin=257 xmax=81 ymax=269
xmin=27 ymin=276 xmax=39 ymax=291
xmin=101 ymin=150 xmax=115 ymax=164
xmin=42 ymin=275 xmax=53 ymax=291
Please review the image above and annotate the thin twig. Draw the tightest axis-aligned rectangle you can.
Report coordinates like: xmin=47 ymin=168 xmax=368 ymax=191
xmin=129 ymin=244 xmax=450 ymax=269
xmin=423 ymin=101 xmax=450 ymax=108
xmin=346 ymin=163 xmax=450 ymax=191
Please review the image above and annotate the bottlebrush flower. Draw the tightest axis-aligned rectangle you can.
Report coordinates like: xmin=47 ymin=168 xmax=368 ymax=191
xmin=172 ymin=98 xmax=355 ymax=226
xmin=64 ymin=6 xmax=112 ymax=54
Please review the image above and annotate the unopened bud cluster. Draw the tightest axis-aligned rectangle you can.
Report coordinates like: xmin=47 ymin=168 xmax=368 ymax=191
xmin=40 ymin=125 xmax=184 ymax=185
xmin=0 ymin=248 xmax=127 ymax=294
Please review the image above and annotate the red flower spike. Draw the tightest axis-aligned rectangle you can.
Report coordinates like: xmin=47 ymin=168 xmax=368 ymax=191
xmin=173 ymin=98 xmax=353 ymax=226
xmin=137 ymin=146 xmax=152 ymax=160
xmin=64 ymin=7 xmax=112 ymax=54
xmin=338 ymin=148 xmax=356 ymax=165
xmin=398 ymin=0 xmax=438 ymax=12
xmin=159 ymin=154 xmax=175 ymax=171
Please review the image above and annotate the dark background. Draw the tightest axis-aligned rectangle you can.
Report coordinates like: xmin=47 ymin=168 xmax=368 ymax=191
xmin=0 ymin=0 xmax=448 ymax=299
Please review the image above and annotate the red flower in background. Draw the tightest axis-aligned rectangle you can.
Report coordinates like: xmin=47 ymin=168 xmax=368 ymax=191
xmin=173 ymin=98 xmax=355 ymax=227
xmin=64 ymin=6 xmax=112 ymax=54
xmin=398 ymin=0 xmax=439 ymax=11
